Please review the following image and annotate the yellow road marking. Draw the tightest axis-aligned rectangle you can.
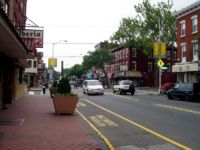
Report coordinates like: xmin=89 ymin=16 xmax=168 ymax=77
xmin=156 ymin=104 xmax=200 ymax=116
xmin=82 ymin=99 xmax=192 ymax=150
xmin=76 ymin=110 xmax=115 ymax=150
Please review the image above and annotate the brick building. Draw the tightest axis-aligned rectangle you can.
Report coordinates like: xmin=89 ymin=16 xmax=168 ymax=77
xmin=0 ymin=0 xmax=29 ymax=109
xmin=173 ymin=1 xmax=200 ymax=83
xmin=106 ymin=45 xmax=176 ymax=87
xmin=0 ymin=0 xmax=45 ymax=109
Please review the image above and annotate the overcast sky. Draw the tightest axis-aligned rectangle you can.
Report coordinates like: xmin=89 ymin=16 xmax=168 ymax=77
xmin=27 ymin=0 xmax=198 ymax=71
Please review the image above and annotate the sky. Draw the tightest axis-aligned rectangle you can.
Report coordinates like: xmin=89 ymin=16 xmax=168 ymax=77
xmin=26 ymin=0 xmax=198 ymax=72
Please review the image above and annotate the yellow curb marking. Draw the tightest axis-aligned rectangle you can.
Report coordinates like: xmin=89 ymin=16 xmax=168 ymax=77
xmin=156 ymin=104 xmax=200 ymax=116
xmin=82 ymin=99 xmax=192 ymax=150
xmin=76 ymin=110 xmax=115 ymax=150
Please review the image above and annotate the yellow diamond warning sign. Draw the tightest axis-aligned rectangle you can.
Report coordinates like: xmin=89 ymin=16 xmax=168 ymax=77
xmin=157 ymin=59 xmax=164 ymax=68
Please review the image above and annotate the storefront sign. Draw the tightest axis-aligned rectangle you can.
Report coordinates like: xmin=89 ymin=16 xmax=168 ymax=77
xmin=172 ymin=63 xmax=199 ymax=72
xmin=19 ymin=29 xmax=44 ymax=48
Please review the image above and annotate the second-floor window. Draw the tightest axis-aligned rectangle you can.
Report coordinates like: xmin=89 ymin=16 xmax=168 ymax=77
xmin=33 ymin=61 xmax=37 ymax=68
xmin=192 ymin=41 xmax=198 ymax=61
xmin=167 ymin=51 xmax=171 ymax=60
xmin=27 ymin=60 xmax=32 ymax=68
xmin=180 ymin=20 xmax=186 ymax=37
xmin=181 ymin=43 xmax=186 ymax=62
xmin=132 ymin=61 xmax=136 ymax=71
xmin=132 ymin=48 xmax=136 ymax=57
xmin=191 ymin=15 xmax=198 ymax=33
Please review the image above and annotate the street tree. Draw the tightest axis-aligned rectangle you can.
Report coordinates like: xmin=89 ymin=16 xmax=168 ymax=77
xmin=69 ymin=64 xmax=84 ymax=79
xmin=82 ymin=48 xmax=114 ymax=88
xmin=111 ymin=0 xmax=176 ymax=55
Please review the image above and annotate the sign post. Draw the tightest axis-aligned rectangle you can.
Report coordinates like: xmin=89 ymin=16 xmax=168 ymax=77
xmin=153 ymin=18 xmax=166 ymax=93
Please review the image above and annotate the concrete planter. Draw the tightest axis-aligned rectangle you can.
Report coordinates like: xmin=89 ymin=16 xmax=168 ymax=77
xmin=49 ymin=88 xmax=57 ymax=98
xmin=52 ymin=95 xmax=78 ymax=115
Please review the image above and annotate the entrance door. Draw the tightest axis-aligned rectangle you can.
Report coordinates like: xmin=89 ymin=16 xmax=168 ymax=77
xmin=3 ymin=67 xmax=13 ymax=105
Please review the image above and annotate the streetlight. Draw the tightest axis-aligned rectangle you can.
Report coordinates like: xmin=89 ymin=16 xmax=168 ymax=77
xmin=51 ymin=40 xmax=67 ymax=82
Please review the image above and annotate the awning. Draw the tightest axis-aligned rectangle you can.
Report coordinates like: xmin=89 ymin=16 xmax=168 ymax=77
xmin=172 ymin=63 xmax=200 ymax=72
xmin=126 ymin=71 xmax=143 ymax=77
xmin=0 ymin=10 xmax=29 ymax=58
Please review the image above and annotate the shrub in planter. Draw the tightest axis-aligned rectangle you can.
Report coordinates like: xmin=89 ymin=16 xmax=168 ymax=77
xmin=57 ymin=77 xmax=71 ymax=95
xmin=52 ymin=77 xmax=78 ymax=115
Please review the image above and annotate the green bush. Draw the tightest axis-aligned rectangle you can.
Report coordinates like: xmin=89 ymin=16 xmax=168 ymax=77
xmin=52 ymin=80 xmax=58 ymax=88
xmin=57 ymin=77 xmax=71 ymax=95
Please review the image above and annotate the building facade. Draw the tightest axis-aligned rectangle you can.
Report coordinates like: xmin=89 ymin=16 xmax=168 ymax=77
xmin=0 ymin=0 xmax=29 ymax=109
xmin=0 ymin=0 xmax=45 ymax=109
xmin=173 ymin=1 xmax=200 ymax=83
xmin=106 ymin=45 xmax=176 ymax=87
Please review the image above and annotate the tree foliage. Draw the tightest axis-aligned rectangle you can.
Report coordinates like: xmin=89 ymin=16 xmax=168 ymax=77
xmin=82 ymin=48 xmax=114 ymax=71
xmin=82 ymin=48 xmax=114 ymax=88
xmin=63 ymin=64 xmax=84 ymax=79
xmin=110 ymin=0 xmax=176 ymax=55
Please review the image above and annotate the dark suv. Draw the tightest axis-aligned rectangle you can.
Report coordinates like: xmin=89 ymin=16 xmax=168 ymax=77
xmin=167 ymin=82 xmax=200 ymax=101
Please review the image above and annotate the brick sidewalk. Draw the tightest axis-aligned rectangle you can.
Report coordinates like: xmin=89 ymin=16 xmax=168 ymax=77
xmin=0 ymin=94 xmax=102 ymax=150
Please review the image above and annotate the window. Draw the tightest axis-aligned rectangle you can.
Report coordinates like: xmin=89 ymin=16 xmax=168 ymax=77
xmin=181 ymin=43 xmax=186 ymax=62
xmin=167 ymin=63 xmax=171 ymax=72
xmin=167 ymin=51 xmax=171 ymax=60
xmin=27 ymin=60 xmax=32 ymax=67
xmin=126 ymin=48 xmax=128 ymax=58
xmin=115 ymin=52 xmax=118 ymax=60
xmin=132 ymin=61 xmax=136 ymax=71
xmin=33 ymin=60 xmax=37 ymax=68
xmin=148 ymin=62 xmax=152 ymax=72
xmin=132 ymin=48 xmax=136 ymax=57
xmin=123 ymin=49 xmax=126 ymax=59
xmin=180 ymin=20 xmax=186 ymax=36
xmin=192 ymin=41 xmax=198 ymax=61
xmin=1 ymin=2 xmax=8 ymax=14
xmin=191 ymin=15 xmax=198 ymax=33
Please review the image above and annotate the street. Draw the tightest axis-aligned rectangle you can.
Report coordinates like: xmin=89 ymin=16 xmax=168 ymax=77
xmin=28 ymin=88 xmax=200 ymax=150
xmin=76 ymin=88 xmax=200 ymax=150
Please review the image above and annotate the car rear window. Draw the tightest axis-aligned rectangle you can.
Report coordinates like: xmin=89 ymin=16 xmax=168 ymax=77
xmin=88 ymin=81 xmax=101 ymax=86
xmin=122 ymin=81 xmax=132 ymax=85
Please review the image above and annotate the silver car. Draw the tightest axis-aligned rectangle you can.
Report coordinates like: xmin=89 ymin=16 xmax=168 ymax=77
xmin=82 ymin=80 xmax=104 ymax=95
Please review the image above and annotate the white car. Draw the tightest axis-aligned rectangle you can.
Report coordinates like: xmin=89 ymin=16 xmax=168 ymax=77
xmin=82 ymin=80 xmax=104 ymax=95
xmin=113 ymin=80 xmax=135 ymax=95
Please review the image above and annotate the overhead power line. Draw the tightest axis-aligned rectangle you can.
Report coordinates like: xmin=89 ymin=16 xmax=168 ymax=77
xmin=44 ymin=42 xmax=98 ymax=45
xmin=43 ymin=55 xmax=83 ymax=58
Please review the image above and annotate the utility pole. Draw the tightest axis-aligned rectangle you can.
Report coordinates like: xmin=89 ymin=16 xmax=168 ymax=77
xmin=158 ymin=17 xmax=161 ymax=93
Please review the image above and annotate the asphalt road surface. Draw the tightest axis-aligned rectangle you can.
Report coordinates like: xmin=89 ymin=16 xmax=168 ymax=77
xmin=76 ymin=88 xmax=200 ymax=150
xmin=28 ymin=88 xmax=200 ymax=150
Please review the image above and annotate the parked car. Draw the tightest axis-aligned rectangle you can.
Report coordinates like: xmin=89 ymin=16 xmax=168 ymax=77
xmin=113 ymin=80 xmax=135 ymax=95
xmin=160 ymin=82 xmax=175 ymax=95
xmin=167 ymin=82 xmax=200 ymax=101
xmin=82 ymin=80 xmax=104 ymax=95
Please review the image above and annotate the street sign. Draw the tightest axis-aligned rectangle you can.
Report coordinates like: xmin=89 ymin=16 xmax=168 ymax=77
xmin=153 ymin=42 xmax=166 ymax=58
xmin=157 ymin=59 xmax=164 ymax=68
xmin=161 ymin=66 xmax=168 ymax=70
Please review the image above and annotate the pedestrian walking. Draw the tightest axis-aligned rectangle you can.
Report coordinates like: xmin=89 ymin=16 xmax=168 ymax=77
xmin=42 ymin=83 xmax=46 ymax=94
xmin=73 ymin=81 xmax=78 ymax=89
